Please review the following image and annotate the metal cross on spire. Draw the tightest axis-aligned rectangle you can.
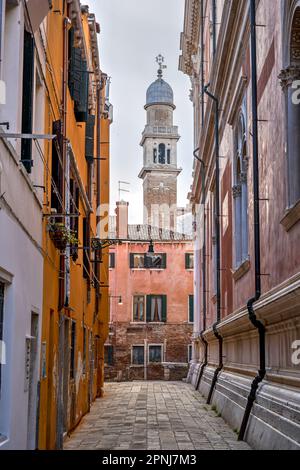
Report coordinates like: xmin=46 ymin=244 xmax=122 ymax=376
xmin=156 ymin=54 xmax=167 ymax=78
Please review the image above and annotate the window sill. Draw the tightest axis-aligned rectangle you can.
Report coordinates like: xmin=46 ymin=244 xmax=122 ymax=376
xmin=130 ymin=364 xmax=144 ymax=368
xmin=233 ymin=259 xmax=250 ymax=282
xmin=280 ymin=200 xmax=300 ymax=232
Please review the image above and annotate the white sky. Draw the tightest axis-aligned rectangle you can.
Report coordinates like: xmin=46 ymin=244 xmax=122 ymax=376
xmin=86 ymin=0 xmax=193 ymax=224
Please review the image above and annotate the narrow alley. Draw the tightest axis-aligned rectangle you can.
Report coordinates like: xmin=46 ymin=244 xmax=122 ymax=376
xmin=64 ymin=382 xmax=251 ymax=451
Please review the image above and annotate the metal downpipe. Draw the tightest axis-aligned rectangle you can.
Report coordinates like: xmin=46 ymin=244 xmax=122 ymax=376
xmin=238 ymin=0 xmax=266 ymax=441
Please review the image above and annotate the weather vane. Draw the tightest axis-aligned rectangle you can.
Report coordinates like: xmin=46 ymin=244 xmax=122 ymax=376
xmin=156 ymin=54 xmax=167 ymax=78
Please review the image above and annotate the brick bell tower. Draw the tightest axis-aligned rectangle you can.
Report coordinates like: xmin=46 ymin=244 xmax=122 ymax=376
xmin=139 ymin=55 xmax=181 ymax=231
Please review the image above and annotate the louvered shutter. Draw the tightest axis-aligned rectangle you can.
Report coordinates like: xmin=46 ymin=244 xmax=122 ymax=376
xmin=85 ymin=114 xmax=95 ymax=163
xmin=161 ymin=295 xmax=167 ymax=323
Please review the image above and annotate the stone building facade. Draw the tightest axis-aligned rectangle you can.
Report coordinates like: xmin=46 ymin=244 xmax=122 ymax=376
xmin=106 ymin=204 xmax=194 ymax=382
xmin=180 ymin=0 xmax=300 ymax=450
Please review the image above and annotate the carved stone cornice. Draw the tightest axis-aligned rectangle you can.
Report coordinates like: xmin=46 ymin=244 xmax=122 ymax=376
xmin=278 ymin=66 xmax=300 ymax=90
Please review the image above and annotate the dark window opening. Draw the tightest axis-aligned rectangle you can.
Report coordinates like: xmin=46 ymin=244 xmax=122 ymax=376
xmin=70 ymin=178 xmax=79 ymax=260
xmin=185 ymin=253 xmax=194 ymax=270
xmin=51 ymin=120 xmax=63 ymax=213
xmin=153 ymin=148 xmax=157 ymax=163
xmin=85 ymin=114 xmax=95 ymax=163
xmin=104 ymin=345 xmax=114 ymax=366
xmin=83 ymin=326 xmax=87 ymax=373
xmin=189 ymin=295 xmax=194 ymax=323
xmin=132 ymin=346 xmax=144 ymax=365
xmin=109 ymin=252 xmax=116 ymax=269
xmin=83 ymin=217 xmax=90 ymax=280
xmin=21 ymin=30 xmax=35 ymax=173
xmin=70 ymin=321 xmax=76 ymax=380
xmin=167 ymin=149 xmax=171 ymax=164
xmin=158 ymin=143 xmax=166 ymax=164
xmin=149 ymin=345 xmax=162 ymax=363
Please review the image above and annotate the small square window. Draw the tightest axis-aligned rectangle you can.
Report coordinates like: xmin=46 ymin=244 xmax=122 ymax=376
xmin=149 ymin=345 xmax=163 ymax=363
xmin=132 ymin=346 xmax=144 ymax=365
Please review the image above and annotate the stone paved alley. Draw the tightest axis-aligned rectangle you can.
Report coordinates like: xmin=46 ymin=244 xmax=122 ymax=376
xmin=64 ymin=382 xmax=251 ymax=451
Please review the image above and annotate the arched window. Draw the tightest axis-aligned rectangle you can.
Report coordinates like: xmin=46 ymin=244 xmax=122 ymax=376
xmin=232 ymin=111 xmax=249 ymax=268
xmin=280 ymin=6 xmax=300 ymax=207
xmin=158 ymin=143 xmax=166 ymax=164
xmin=167 ymin=149 xmax=171 ymax=164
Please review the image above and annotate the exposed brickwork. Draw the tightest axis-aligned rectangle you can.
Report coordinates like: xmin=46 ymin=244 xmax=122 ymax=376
xmin=105 ymin=322 xmax=193 ymax=382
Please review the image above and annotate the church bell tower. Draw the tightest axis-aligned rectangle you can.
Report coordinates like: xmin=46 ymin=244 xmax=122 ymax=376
xmin=139 ymin=55 xmax=181 ymax=231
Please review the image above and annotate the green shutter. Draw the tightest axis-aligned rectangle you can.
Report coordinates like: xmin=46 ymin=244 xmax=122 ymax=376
xmin=130 ymin=254 xmax=135 ymax=269
xmin=189 ymin=295 xmax=194 ymax=323
xmin=68 ymin=28 xmax=89 ymax=122
xmin=185 ymin=253 xmax=190 ymax=269
xmin=85 ymin=114 xmax=95 ymax=163
xmin=161 ymin=295 xmax=167 ymax=323
xmin=110 ymin=253 xmax=115 ymax=269
xmin=146 ymin=295 xmax=152 ymax=322
xmin=162 ymin=253 xmax=167 ymax=269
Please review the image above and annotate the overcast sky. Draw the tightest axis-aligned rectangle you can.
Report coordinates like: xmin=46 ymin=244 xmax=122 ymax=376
xmin=86 ymin=0 xmax=193 ymax=224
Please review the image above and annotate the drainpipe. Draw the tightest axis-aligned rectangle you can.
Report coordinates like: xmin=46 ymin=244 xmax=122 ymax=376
xmin=212 ymin=0 xmax=217 ymax=59
xmin=95 ymin=84 xmax=102 ymax=313
xmin=238 ymin=0 xmax=266 ymax=441
xmin=193 ymin=148 xmax=208 ymax=390
xmin=203 ymin=83 xmax=223 ymax=405
xmin=200 ymin=0 xmax=205 ymax=128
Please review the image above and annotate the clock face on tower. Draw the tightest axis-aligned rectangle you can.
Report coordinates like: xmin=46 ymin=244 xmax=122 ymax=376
xmin=139 ymin=57 xmax=182 ymax=231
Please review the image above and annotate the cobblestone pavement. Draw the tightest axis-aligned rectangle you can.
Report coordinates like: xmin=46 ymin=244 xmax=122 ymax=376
xmin=64 ymin=382 xmax=251 ymax=450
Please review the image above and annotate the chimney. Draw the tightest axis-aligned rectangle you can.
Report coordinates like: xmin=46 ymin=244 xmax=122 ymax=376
xmin=115 ymin=201 xmax=129 ymax=239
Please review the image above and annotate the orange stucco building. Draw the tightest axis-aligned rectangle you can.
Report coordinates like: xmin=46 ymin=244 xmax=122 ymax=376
xmin=38 ymin=1 xmax=112 ymax=449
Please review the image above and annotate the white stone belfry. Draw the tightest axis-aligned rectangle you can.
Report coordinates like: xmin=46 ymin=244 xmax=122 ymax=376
xmin=139 ymin=56 xmax=181 ymax=231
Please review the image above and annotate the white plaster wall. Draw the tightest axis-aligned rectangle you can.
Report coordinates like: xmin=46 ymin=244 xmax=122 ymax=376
xmin=0 ymin=209 xmax=43 ymax=450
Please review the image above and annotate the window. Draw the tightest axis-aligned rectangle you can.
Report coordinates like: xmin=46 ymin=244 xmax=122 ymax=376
xmin=85 ymin=115 xmax=95 ymax=163
xmin=51 ymin=120 xmax=63 ymax=213
xmin=130 ymin=253 xmax=167 ymax=269
xmin=146 ymin=295 xmax=167 ymax=323
xmin=104 ymin=345 xmax=114 ymax=366
xmin=148 ymin=345 xmax=163 ymax=363
xmin=83 ymin=218 xmax=90 ymax=280
xmin=232 ymin=108 xmax=249 ymax=268
xmin=0 ymin=282 xmax=4 ymax=394
xmin=83 ymin=326 xmax=87 ymax=374
xmin=153 ymin=148 xmax=157 ymax=163
xmin=280 ymin=7 xmax=300 ymax=207
xmin=132 ymin=346 xmax=144 ymax=365
xmin=68 ymin=28 xmax=89 ymax=122
xmin=185 ymin=253 xmax=194 ymax=269
xmin=70 ymin=321 xmax=76 ymax=379
xmin=21 ymin=29 xmax=35 ymax=173
xmin=188 ymin=344 xmax=193 ymax=363
xmin=189 ymin=295 xmax=194 ymax=323
xmin=167 ymin=149 xmax=171 ymax=164
xmin=130 ymin=254 xmax=145 ymax=269
xmin=133 ymin=295 xmax=145 ymax=322
xmin=109 ymin=253 xmax=116 ymax=269
xmin=158 ymin=143 xmax=166 ymax=164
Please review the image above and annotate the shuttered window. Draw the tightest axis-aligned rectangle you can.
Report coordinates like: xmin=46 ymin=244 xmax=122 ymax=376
xmin=130 ymin=253 xmax=167 ymax=269
xmin=85 ymin=114 xmax=95 ymax=163
xmin=185 ymin=253 xmax=194 ymax=269
xmin=68 ymin=28 xmax=89 ymax=122
xmin=146 ymin=295 xmax=167 ymax=323
xmin=21 ymin=30 xmax=35 ymax=173
xmin=51 ymin=120 xmax=63 ymax=213
xmin=83 ymin=218 xmax=90 ymax=280
xmin=109 ymin=253 xmax=116 ymax=269
xmin=189 ymin=295 xmax=194 ymax=323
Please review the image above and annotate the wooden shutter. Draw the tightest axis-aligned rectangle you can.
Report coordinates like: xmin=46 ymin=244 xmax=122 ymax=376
xmin=189 ymin=295 xmax=194 ymax=323
xmin=146 ymin=295 xmax=152 ymax=322
xmin=185 ymin=253 xmax=190 ymax=269
xmin=85 ymin=114 xmax=95 ymax=163
xmin=110 ymin=253 xmax=115 ymax=269
xmin=162 ymin=254 xmax=167 ymax=269
xmin=21 ymin=30 xmax=35 ymax=173
xmin=161 ymin=295 xmax=167 ymax=323
xmin=68 ymin=29 xmax=89 ymax=122
xmin=130 ymin=254 xmax=135 ymax=269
